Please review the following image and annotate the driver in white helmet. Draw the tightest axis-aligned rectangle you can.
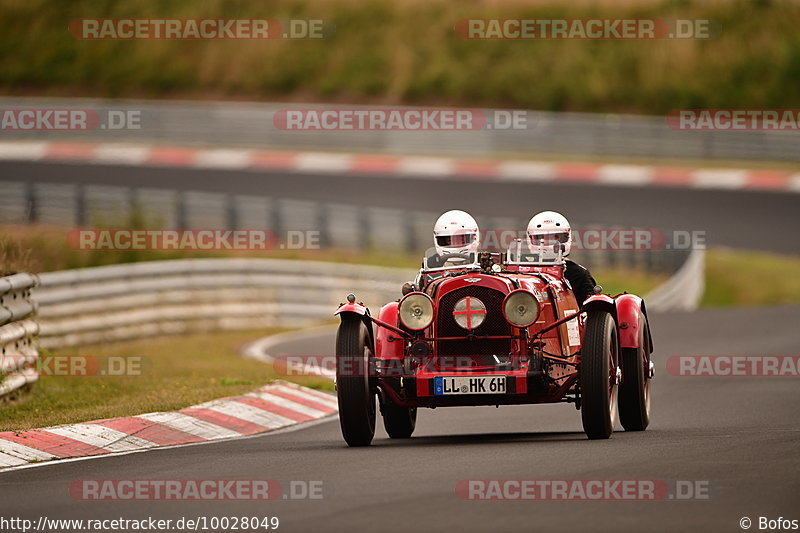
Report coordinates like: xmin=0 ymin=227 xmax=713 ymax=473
xmin=430 ymin=209 xmax=480 ymax=263
xmin=403 ymin=210 xmax=481 ymax=293
xmin=527 ymin=210 xmax=597 ymax=305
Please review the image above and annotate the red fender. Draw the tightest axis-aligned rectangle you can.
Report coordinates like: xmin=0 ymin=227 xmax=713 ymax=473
xmin=334 ymin=302 xmax=368 ymax=316
xmin=583 ymin=294 xmax=647 ymax=350
xmin=582 ymin=294 xmax=616 ymax=315
xmin=335 ymin=301 xmax=375 ymax=353
xmin=374 ymin=302 xmax=404 ymax=360
xmin=615 ymin=294 xmax=644 ymax=350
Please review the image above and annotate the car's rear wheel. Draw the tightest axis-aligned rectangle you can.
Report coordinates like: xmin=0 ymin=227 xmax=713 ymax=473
xmin=580 ymin=310 xmax=619 ymax=440
xmin=335 ymin=317 xmax=376 ymax=447
xmin=619 ymin=315 xmax=652 ymax=431
xmin=382 ymin=402 xmax=417 ymax=439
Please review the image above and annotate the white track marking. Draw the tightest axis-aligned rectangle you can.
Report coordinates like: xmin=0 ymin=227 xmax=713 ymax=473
xmin=0 ymin=454 xmax=27 ymax=467
xmin=598 ymin=165 xmax=654 ymax=185
xmin=295 ymin=152 xmax=353 ymax=173
xmin=0 ymin=441 xmax=57 ymax=462
xmin=397 ymin=157 xmax=454 ymax=176
xmin=194 ymin=399 xmax=296 ymax=428
xmin=194 ymin=148 xmax=252 ymax=169
xmin=93 ymin=144 xmax=151 ymax=165
xmin=788 ymin=173 xmax=800 ymax=192
xmin=270 ymin=385 xmax=338 ymax=409
xmin=691 ymin=169 xmax=749 ymax=189
xmin=276 ymin=383 xmax=338 ymax=404
xmin=247 ymin=391 xmax=330 ymax=418
xmin=137 ymin=412 xmax=242 ymax=440
xmin=0 ymin=142 xmax=47 ymax=161
xmin=498 ymin=161 xmax=556 ymax=181
xmin=44 ymin=424 xmax=158 ymax=452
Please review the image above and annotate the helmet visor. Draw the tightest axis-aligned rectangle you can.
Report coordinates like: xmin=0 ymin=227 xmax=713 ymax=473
xmin=529 ymin=231 xmax=570 ymax=245
xmin=436 ymin=233 xmax=476 ymax=249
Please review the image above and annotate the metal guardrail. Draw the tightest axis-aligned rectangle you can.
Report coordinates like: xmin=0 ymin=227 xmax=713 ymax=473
xmin=0 ymin=180 xmax=439 ymax=253
xmin=35 ymin=259 xmax=410 ymax=348
xmin=645 ymin=248 xmax=705 ymax=312
xmin=0 ymin=179 xmax=692 ymax=278
xmin=0 ymin=273 xmax=39 ymax=399
xmin=0 ymin=98 xmax=798 ymax=162
xmin=35 ymin=249 xmax=703 ymax=350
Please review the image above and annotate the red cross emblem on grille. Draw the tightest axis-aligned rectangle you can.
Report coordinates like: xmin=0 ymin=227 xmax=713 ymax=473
xmin=453 ymin=296 xmax=487 ymax=330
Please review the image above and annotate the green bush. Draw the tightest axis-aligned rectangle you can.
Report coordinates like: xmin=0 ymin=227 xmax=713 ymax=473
xmin=0 ymin=0 xmax=796 ymax=113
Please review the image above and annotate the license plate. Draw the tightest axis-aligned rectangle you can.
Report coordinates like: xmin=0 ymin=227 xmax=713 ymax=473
xmin=434 ymin=375 xmax=507 ymax=395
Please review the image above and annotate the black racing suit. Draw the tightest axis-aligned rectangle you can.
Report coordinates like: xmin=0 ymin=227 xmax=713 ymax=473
xmin=564 ymin=259 xmax=597 ymax=305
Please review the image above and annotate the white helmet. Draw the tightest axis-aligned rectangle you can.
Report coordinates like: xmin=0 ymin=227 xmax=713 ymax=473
xmin=527 ymin=210 xmax=572 ymax=256
xmin=433 ymin=210 xmax=480 ymax=255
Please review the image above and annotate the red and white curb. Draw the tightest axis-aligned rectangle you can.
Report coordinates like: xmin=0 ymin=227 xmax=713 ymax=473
xmin=0 ymin=141 xmax=798 ymax=193
xmin=0 ymin=381 xmax=337 ymax=470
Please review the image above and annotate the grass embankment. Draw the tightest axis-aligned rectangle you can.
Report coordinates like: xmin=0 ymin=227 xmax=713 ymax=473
xmin=0 ymin=329 xmax=334 ymax=432
xmin=703 ymin=248 xmax=800 ymax=307
xmin=1 ymin=0 xmax=798 ymax=114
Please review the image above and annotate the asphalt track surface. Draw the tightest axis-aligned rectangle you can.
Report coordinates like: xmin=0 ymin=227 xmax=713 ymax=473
xmin=3 ymin=160 xmax=800 ymax=254
xmin=1 ymin=307 xmax=799 ymax=532
xmin=2 ymin=161 xmax=799 ymax=532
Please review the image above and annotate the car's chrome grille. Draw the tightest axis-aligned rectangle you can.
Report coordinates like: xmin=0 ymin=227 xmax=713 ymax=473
xmin=435 ymin=286 xmax=511 ymax=367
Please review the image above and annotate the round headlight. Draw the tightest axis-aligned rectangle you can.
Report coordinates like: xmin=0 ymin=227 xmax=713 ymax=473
xmin=503 ymin=290 xmax=540 ymax=327
xmin=399 ymin=292 xmax=434 ymax=331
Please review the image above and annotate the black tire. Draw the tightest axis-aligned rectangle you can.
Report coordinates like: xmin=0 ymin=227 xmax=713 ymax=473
xmin=335 ymin=317 xmax=376 ymax=447
xmin=619 ymin=315 xmax=652 ymax=431
xmin=382 ymin=403 xmax=417 ymax=439
xmin=580 ymin=311 xmax=619 ymax=440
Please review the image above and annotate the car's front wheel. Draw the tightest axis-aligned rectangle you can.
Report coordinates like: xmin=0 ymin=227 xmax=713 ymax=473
xmin=580 ymin=310 xmax=619 ymax=439
xmin=335 ymin=317 xmax=376 ymax=447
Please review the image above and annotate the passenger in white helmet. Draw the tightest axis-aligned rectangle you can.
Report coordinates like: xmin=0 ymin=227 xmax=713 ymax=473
xmin=527 ymin=210 xmax=597 ymax=304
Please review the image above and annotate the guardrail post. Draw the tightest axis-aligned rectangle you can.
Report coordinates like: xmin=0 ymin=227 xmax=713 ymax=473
xmin=269 ymin=198 xmax=283 ymax=245
xmin=644 ymin=246 xmax=655 ymax=273
xmin=127 ymin=187 xmax=139 ymax=224
xmin=75 ymin=184 xmax=86 ymax=227
xmin=404 ymin=214 xmax=416 ymax=254
xmin=227 ymin=194 xmax=239 ymax=230
xmin=357 ymin=208 xmax=370 ymax=250
xmin=316 ymin=202 xmax=330 ymax=249
xmin=176 ymin=191 xmax=187 ymax=230
xmin=25 ymin=182 xmax=37 ymax=224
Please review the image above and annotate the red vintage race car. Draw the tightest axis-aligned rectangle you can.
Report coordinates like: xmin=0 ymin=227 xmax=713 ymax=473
xmin=333 ymin=241 xmax=654 ymax=446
